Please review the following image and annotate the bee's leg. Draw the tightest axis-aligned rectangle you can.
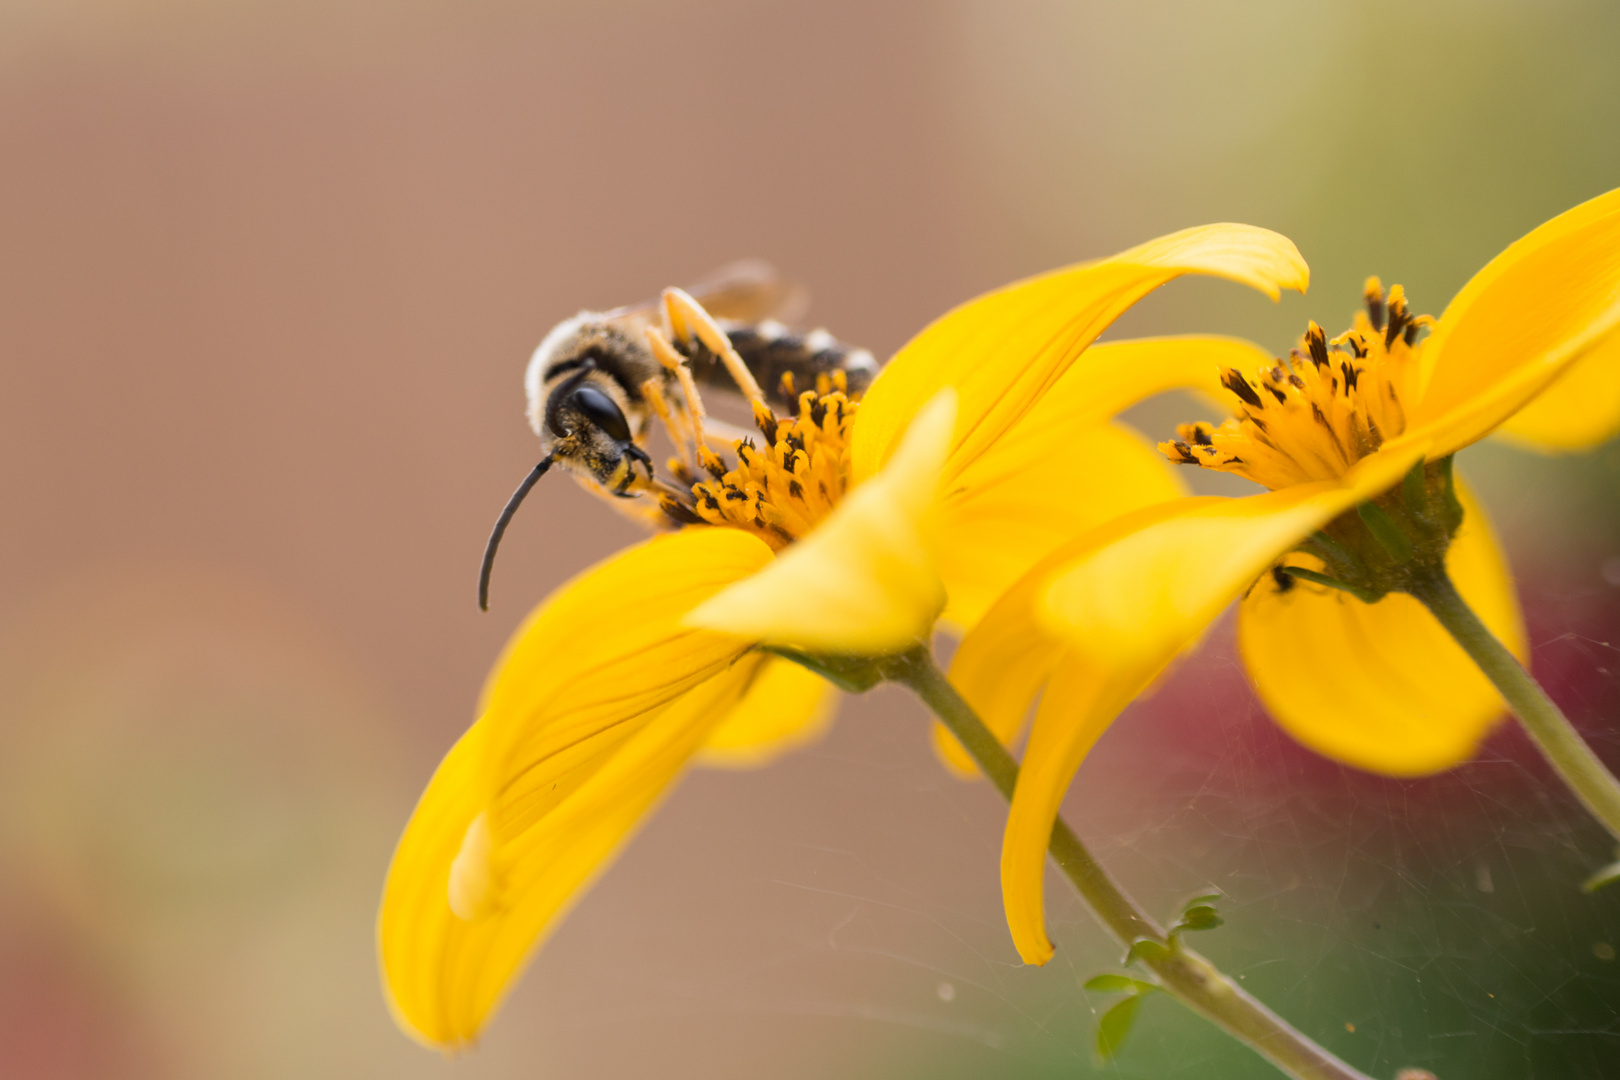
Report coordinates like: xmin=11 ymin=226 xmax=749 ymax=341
xmin=662 ymin=287 xmax=769 ymax=412
xmin=614 ymin=443 xmax=655 ymax=496
xmin=640 ymin=376 xmax=694 ymax=475
xmin=645 ymin=325 xmax=713 ymax=456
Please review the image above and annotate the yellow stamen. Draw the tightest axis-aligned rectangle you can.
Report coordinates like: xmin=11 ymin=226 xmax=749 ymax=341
xmin=687 ymin=385 xmax=858 ymax=551
xmin=1160 ymin=281 xmax=1433 ymax=490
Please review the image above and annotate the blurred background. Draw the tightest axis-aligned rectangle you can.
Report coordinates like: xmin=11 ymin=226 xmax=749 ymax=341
xmin=2 ymin=0 xmax=1618 ymax=1076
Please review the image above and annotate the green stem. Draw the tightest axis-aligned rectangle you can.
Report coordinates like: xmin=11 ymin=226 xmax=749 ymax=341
xmin=882 ymin=647 xmax=1374 ymax=1080
xmin=1408 ymin=565 xmax=1620 ymax=846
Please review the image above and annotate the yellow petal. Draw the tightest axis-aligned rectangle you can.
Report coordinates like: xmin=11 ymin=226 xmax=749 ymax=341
xmin=1002 ymin=654 xmax=1152 ymax=965
xmin=983 ymin=446 xmax=1421 ymax=965
xmin=940 ymin=421 xmax=1186 ymax=631
xmin=685 ymin=389 xmax=956 ymax=654
xmin=1238 ymin=480 xmax=1526 ymax=776
xmin=478 ymin=529 xmax=773 ymax=839
xmin=1039 ymin=447 xmax=1423 ymax=664
xmin=1053 ymin=335 xmax=1279 ymax=426
xmin=934 ymin=336 xmax=1271 ymax=631
xmin=1410 ymin=187 xmax=1620 ymax=456
xmin=937 ymin=552 xmax=1068 ymax=778
xmin=1493 ymin=329 xmax=1620 ymax=452
xmin=380 ymin=529 xmax=774 ymax=1047
xmin=380 ymin=660 xmax=763 ymax=1047
xmin=851 ymin=225 xmax=1307 ymax=487
xmin=695 ymin=655 xmax=837 ymax=768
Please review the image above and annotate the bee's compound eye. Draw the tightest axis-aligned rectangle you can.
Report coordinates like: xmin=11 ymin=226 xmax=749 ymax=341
xmin=571 ymin=385 xmax=632 ymax=443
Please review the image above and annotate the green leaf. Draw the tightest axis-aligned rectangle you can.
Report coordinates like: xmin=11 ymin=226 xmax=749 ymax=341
xmin=1084 ymin=973 xmax=1158 ymax=996
xmin=1582 ymin=859 xmax=1620 ymax=894
xmin=1096 ymin=994 xmax=1144 ymax=1061
xmin=1176 ymin=905 xmax=1225 ymax=933
xmin=1124 ymin=938 xmax=1171 ymax=966
xmin=1181 ymin=891 xmax=1223 ymax=911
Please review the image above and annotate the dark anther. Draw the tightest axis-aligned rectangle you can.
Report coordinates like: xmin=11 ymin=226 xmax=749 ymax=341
xmin=660 ymin=498 xmax=705 ymax=525
xmin=1222 ymin=455 xmax=1244 ymax=465
xmin=1306 ymin=325 xmax=1331 ymax=368
xmin=704 ymin=456 xmax=727 ymax=480
xmin=1366 ymin=289 xmax=1386 ymax=332
xmin=809 ymin=399 xmax=827 ymax=426
xmin=702 ymin=491 xmax=721 ymax=511
xmin=1220 ymin=369 xmax=1265 ymax=408
xmin=723 ymin=487 xmax=748 ymax=501
xmin=1404 ymin=321 xmax=1421 ymax=347
xmin=755 ymin=412 xmax=778 ymax=445
xmin=1171 ymin=440 xmax=1199 ymax=464
xmin=1346 ymin=336 xmax=1367 ymax=359
xmin=1311 ymin=402 xmax=1331 ymax=428
xmin=1264 ymin=383 xmax=1288 ymax=405
xmin=1272 ymin=565 xmax=1296 ymax=593
xmin=1288 ymin=373 xmax=1307 ymax=389
xmin=1385 ymin=304 xmax=1411 ymax=349
xmin=1191 ymin=426 xmax=1213 ymax=446
xmin=1340 ymin=361 xmax=1359 ymax=392
xmin=788 ymin=478 xmax=804 ymax=499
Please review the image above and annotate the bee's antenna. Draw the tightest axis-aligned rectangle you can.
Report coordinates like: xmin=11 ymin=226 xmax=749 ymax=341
xmin=478 ymin=453 xmax=556 ymax=611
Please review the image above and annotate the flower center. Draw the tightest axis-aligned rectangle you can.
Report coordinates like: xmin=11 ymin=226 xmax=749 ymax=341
xmin=1161 ymin=279 xmax=1434 ymax=490
xmin=659 ymin=370 xmax=857 ymax=550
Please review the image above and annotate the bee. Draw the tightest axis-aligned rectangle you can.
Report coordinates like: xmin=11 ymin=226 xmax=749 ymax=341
xmin=479 ymin=261 xmax=878 ymax=609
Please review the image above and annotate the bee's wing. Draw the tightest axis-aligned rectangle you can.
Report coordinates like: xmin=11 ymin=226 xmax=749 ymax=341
xmin=601 ymin=260 xmax=810 ymax=325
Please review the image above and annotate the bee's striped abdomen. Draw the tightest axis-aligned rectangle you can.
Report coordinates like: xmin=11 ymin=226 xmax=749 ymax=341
xmin=688 ymin=320 xmax=878 ymax=407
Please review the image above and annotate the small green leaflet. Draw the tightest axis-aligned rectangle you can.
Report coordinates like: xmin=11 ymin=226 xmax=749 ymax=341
xmin=1084 ymin=972 xmax=1160 ymax=1060
xmin=1096 ymin=995 xmax=1145 ymax=1061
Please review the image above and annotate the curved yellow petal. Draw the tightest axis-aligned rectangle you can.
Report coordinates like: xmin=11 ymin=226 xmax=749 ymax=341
xmin=1039 ymin=447 xmax=1423 ymax=664
xmin=695 ymin=655 xmax=837 ymax=768
xmin=935 ymin=336 xmax=1273 ymax=630
xmin=1410 ymin=187 xmax=1620 ymax=456
xmin=478 ymin=529 xmax=775 ymax=840
xmin=1001 ymin=653 xmax=1152 ymax=965
xmin=686 ymin=390 xmax=956 ymax=655
xmin=940 ymin=421 xmax=1186 ymax=630
xmin=937 ymin=551 xmax=1068 ymax=778
xmin=1056 ymin=335 xmax=1279 ymax=426
xmin=986 ymin=446 xmax=1421 ymax=965
xmin=380 ymin=658 xmax=763 ymax=1048
xmin=850 ymin=226 xmax=1308 ymax=487
xmin=1494 ymin=329 xmax=1620 ymax=452
xmin=1238 ymin=480 xmax=1526 ymax=776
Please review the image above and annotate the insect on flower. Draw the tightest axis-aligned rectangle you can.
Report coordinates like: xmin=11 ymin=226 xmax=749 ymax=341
xmin=379 ymin=226 xmax=1309 ymax=1048
xmin=477 ymin=261 xmax=877 ymax=610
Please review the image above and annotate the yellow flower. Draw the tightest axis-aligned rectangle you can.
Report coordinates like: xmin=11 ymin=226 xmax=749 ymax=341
xmin=950 ymin=188 xmax=1620 ymax=966
xmin=377 ymin=224 xmax=1308 ymax=1047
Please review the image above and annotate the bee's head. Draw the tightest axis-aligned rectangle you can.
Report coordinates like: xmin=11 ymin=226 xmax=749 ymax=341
xmin=538 ymin=365 xmax=653 ymax=495
xmin=522 ymin=315 xmax=655 ymax=495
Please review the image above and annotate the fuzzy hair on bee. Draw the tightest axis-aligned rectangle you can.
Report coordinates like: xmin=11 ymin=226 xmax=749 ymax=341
xmin=478 ymin=261 xmax=877 ymax=610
